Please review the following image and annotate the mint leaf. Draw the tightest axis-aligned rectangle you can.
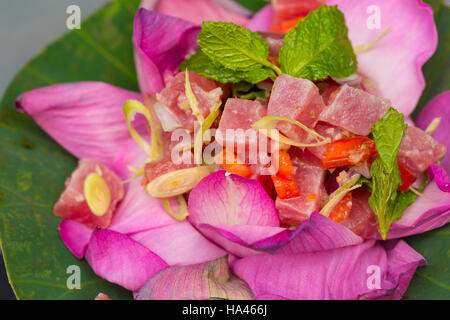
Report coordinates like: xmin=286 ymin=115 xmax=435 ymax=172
xmin=371 ymin=107 xmax=408 ymax=167
xmin=392 ymin=191 xmax=416 ymax=221
xmin=197 ymin=21 xmax=281 ymax=74
xmin=232 ymin=82 xmax=269 ymax=100
xmin=179 ymin=51 xmax=275 ymax=84
xmin=357 ymin=176 xmax=373 ymax=191
xmin=279 ymin=5 xmax=357 ymax=81
xmin=368 ymin=108 xmax=407 ymax=239
xmin=232 ymin=81 xmax=254 ymax=93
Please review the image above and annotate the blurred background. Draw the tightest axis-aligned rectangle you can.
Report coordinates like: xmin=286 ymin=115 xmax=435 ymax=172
xmin=0 ymin=0 xmax=109 ymax=299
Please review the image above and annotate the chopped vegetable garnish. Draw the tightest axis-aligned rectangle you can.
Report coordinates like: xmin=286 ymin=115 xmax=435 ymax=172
xmin=321 ymin=137 xmax=377 ymax=169
xmin=274 ymin=151 xmax=295 ymax=180
xmin=271 ymin=174 xmax=301 ymax=199
xmin=215 ymin=149 xmax=253 ymax=178
xmin=398 ymin=163 xmax=415 ymax=192
xmin=270 ymin=16 xmax=304 ymax=33
xmin=162 ymin=196 xmax=189 ymax=221
xmin=84 ymin=173 xmax=111 ymax=217
xmin=192 ymin=102 xmax=222 ymax=164
xmin=252 ymin=115 xmax=331 ymax=147
xmin=123 ymin=99 xmax=162 ymax=162
xmin=353 ymin=26 xmax=391 ymax=54
xmin=267 ymin=150 xmax=301 ymax=199
xmin=321 ymin=173 xmax=361 ymax=217
xmin=329 ymin=192 xmax=352 ymax=223
xmin=146 ymin=166 xmax=211 ymax=198
xmin=125 ymin=165 xmax=145 ymax=183
xmin=425 ymin=117 xmax=441 ymax=134
xmin=185 ymin=70 xmax=205 ymax=123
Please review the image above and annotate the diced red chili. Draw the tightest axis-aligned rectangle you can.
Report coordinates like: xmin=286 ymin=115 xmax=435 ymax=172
xmin=271 ymin=174 xmax=301 ymax=199
xmin=321 ymin=137 xmax=377 ymax=169
xmin=215 ymin=149 xmax=253 ymax=178
xmin=329 ymin=192 xmax=353 ymax=223
xmin=398 ymin=162 xmax=415 ymax=192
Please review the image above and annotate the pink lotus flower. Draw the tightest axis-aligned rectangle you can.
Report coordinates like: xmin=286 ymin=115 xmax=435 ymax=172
xmin=14 ymin=0 xmax=449 ymax=299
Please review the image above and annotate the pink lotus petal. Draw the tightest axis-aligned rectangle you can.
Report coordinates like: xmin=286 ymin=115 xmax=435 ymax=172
xmin=15 ymin=82 xmax=143 ymax=170
xmin=136 ymin=256 xmax=253 ymax=300
xmin=415 ymin=91 xmax=450 ymax=172
xmin=275 ymin=212 xmax=363 ymax=254
xmin=188 ymin=171 xmax=364 ymax=257
xmin=86 ymin=229 xmax=168 ymax=292
xmin=108 ymin=178 xmax=178 ymax=235
xmin=428 ymin=164 xmax=450 ymax=193
xmin=327 ymin=0 xmax=437 ymax=116
xmin=388 ymin=180 xmax=450 ymax=238
xmin=188 ymin=170 xmax=280 ymax=256
xmin=255 ymin=294 xmax=287 ymax=300
xmin=150 ymin=0 xmax=250 ymax=26
xmin=188 ymin=170 xmax=280 ymax=227
xmin=247 ymin=4 xmax=274 ymax=32
xmin=130 ymin=221 xmax=228 ymax=265
xmin=133 ymin=9 xmax=200 ymax=95
xmin=197 ymin=224 xmax=287 ymax=257
xmin=232 ymin=240 xmax=425 ymax=300
xmin=58 ymin=219 xmax=93 ymax=259
xmin=198 ymin=212 xmax=363 ymax=257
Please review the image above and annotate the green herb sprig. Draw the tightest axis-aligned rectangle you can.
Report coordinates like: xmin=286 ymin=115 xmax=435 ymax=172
xmin=179 ymin=5 xmax=357 ymax=85
xmin=368 ymin=108 xmax=408 ymax=239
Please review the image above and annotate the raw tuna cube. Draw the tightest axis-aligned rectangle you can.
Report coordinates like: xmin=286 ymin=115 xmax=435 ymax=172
xmin=307 ymin=121 xmax=346 ymax=160
xmin=54 ymin=159 xmax=124 ymax=229
xmin=144 ymin=156 xmax=195 ymax=183
xmin=398 ymin=126 xmax=447 ymax=176
xmin=156 ymin=71 xmax=223 ymax=132
xmin=340 ymin=189 xmax=378 ymax=239
xmin=216 ymin=98 xmax=271 ymax=157
xmin=317 ymin=80 xmax=341 ymax=105
xmin=319 ymin=84 xmax=390 ymax=135
xmin=268 ymin=74 xmax=325 ymax=143
xmin=276 ymin=148 xmax=327 ymax=226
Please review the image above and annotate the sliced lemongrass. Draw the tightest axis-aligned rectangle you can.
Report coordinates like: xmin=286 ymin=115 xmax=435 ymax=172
xmin=124 ymin=165 xmax=145 ymax=183
xmin=146 ymin=166 xmax=211 ymax=198
xmin=320 ymin=174 xmax=361 ymax=217
xmin=408 ymin=185 xmax=436 ymax=201
xmin=252 ymin=116 xmax=331 ymax=147
xmin=182 ymin=102 xmax=222 ymax=152
xmin=425 ymin=117 xmax=441 ymax=134
xmin=321 ymin=185 xmax=361 ymax=217
xmin=353 ymin=26 xmax=391 ymax=54
xmin=84 ymin=173 xmax=111 ymax=216
xmin=185 ymin=69 xmax=204 ymax=123
xmin=162 ymin=196 xmax=189 ymax=221
xmin=123 ymin=99 xmax=162 ymax=162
